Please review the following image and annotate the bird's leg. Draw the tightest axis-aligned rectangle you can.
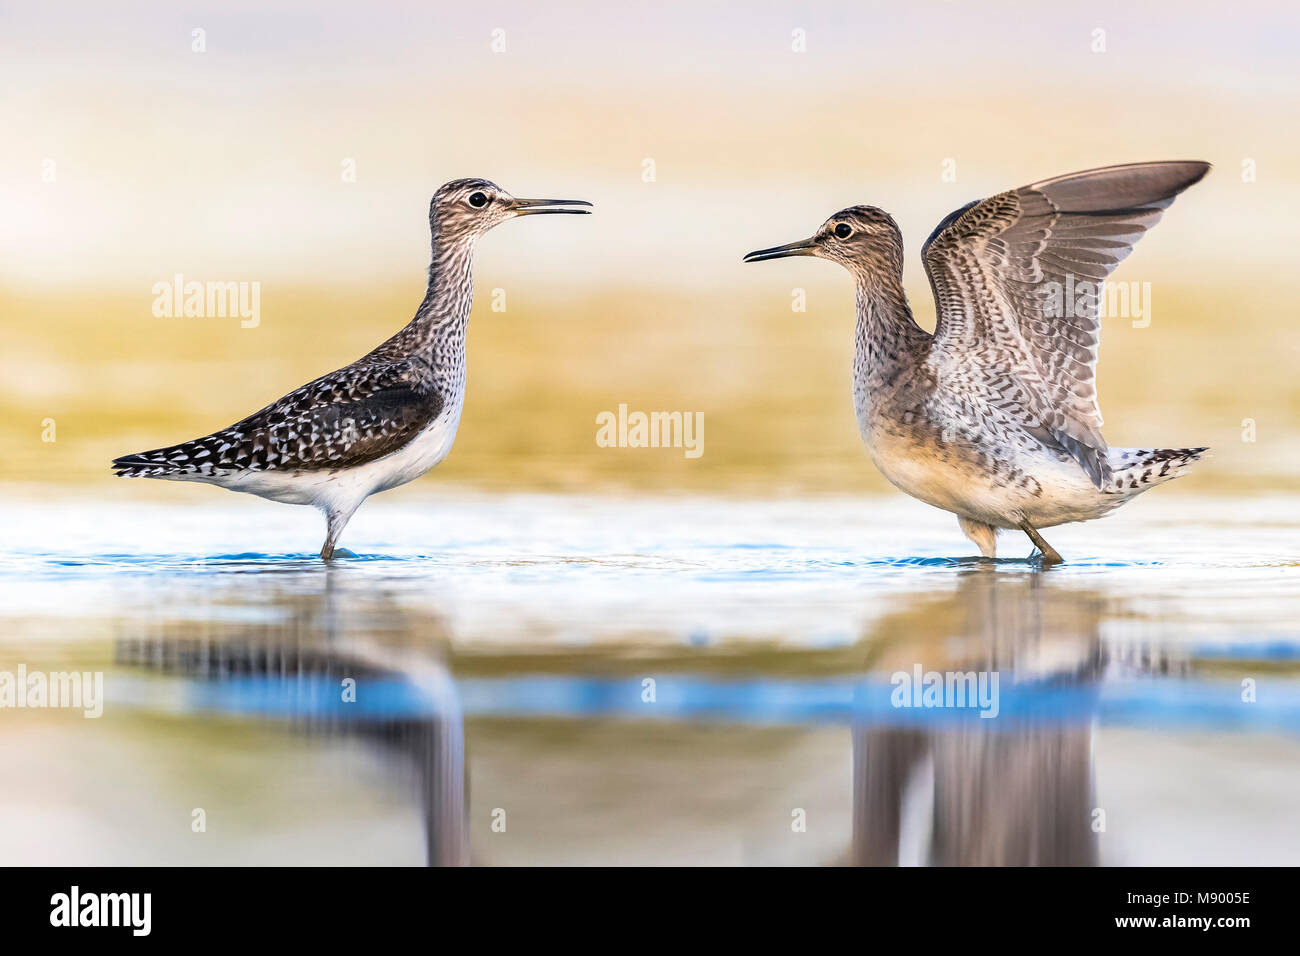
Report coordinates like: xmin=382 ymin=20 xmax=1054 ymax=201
xmin=320 ymin=504 xmax=360 ymax=561
xmin=957 ymin=516 xmax=998 ymax=559
xmin=1018 ymin=519 xmax=1063 ymax=567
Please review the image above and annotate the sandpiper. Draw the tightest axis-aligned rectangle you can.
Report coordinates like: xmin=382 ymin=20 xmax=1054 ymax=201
xmin=114 ymin=179 xmax=591 ymax=558
xmin=744 ymin=161 xmax=1210 ymax=565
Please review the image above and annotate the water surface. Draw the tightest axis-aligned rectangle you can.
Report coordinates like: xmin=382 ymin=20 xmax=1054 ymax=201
xmin=1 ymin=491 xmax=1297 ymax=865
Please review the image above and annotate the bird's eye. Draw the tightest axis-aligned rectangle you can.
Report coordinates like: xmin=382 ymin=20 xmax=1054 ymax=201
xmin=468 ymin=191 xmax=489 ymax=208
xmin=834 ymin=223 xmax=852 ymax=239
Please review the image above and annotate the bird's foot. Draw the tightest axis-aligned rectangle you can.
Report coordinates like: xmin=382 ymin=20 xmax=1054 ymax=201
xmin=319 ymin=504 xmax=361 ymax=562
xmin=1027 ymin=547 xmax=1064 ymax=568
xmin=1018 ymin=520 xmax=1064 ymax=567
xmin=320 ymin=545 xmax=359 ymax=561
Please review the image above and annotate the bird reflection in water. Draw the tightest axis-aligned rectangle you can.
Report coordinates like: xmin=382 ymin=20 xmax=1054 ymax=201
xmin=102 ymin=558 xmax=1207 ymax=865
xmin=113 ymin=571 xmax=468 ymax=866
xmin=852 ymin=569 xmax=1107 ymax=866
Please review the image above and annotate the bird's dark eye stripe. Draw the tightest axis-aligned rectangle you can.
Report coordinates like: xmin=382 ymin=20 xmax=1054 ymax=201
xmin=468 ymin=191 xmax=489 ymax=207
xmin=834 ymin=223 xmax=852 ymax=239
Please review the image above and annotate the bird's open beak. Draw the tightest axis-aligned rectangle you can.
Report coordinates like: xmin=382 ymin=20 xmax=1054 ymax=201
xmin=743 ymin=238 xmax=818 ymax=263
xmin=510 ymin=198 xmax=593 ymax=216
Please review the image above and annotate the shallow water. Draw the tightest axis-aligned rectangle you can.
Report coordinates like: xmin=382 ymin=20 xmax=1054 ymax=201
xmin=1 ymin=491 xmax=1297 ymax=865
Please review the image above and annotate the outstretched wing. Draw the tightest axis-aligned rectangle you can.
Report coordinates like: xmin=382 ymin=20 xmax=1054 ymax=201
xmin=922 ymin=161 xmax=1209 ymax=487
xmin=113 ymin=358 xmax=445 ymax=477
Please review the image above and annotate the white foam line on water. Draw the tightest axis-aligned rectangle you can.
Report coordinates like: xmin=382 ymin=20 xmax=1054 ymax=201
xmin=1 ymin=491 xmax=1297 ymax=648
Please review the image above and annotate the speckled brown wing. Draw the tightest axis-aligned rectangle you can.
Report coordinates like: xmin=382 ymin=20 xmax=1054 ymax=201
xmin=922 ymin=161 xmax=1209 ymax=487
xmin=112 ymin=358 xmax=444 ymax=477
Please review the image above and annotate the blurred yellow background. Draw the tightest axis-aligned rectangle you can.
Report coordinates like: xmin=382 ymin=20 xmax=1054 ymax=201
xmin=3 ymin=0 xmax=1297 ymax=495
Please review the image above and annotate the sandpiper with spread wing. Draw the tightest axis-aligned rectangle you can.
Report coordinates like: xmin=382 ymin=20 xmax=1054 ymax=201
xmin=114 ymin=179 xmax=591 ymax=559
xmin=744 ymin=161 xmax=1210 ymax=565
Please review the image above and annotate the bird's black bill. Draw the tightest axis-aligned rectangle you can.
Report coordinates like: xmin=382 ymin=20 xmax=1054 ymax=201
xmin=742 ymin=238 xmax=817 ymax=262
xmin=512 ymin=198 xmax=593 ymax=216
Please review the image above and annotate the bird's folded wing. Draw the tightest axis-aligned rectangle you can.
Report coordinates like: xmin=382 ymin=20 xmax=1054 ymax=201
xmin=921 ymin=161 xmax=1209 ymax=487
xmin=121 ymin=359 xmax=445 ymax=475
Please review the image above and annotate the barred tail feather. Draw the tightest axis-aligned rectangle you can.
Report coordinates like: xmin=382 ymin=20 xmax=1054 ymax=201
xmin=112 ymin=452 xmax=179 ymax=478
xmin=112 ymin=441 xmax=216 ymax=478
xmin=1106 ymin=446 xmax=1207 ymax=493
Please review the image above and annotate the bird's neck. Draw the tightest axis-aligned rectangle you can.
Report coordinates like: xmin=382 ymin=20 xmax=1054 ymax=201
xmin=852 ymin=274 xmax=929 ymax=396
xmin=371 ymin=230 xmax=475 ymax=386
xmin=412 ymin=231 xmax=476 ymax=346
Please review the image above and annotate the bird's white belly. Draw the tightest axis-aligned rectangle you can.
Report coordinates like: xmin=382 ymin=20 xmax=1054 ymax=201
xmin=219 ymin=403 xmax=463 ymax=512
xmin=367 ymin=403 xmax=464 ymax=494
xmin=864 ymin=425 xmax=1113 ymax=530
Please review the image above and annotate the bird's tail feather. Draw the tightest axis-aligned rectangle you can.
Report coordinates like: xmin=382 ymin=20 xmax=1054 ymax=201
xmin=112 ymin=453 xmax=172 ymax=478
xmin=1106 ymin=447 xmax=1207 ymax=493
xmin=112 ymin=444 xmax=206 ymax=478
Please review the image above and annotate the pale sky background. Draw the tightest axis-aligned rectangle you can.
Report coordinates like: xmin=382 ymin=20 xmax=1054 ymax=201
xmin=2 ymin=0 xmax=1297 ymax=295
xmin=2 ymin=0 xmax=1298 ymax=492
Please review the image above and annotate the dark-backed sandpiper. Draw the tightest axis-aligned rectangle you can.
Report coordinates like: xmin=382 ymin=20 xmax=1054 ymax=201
xmin=744 ymin=161 xmax=1210 ymax=565
xmin=114 ymin=179 xmax=591 ymax=558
